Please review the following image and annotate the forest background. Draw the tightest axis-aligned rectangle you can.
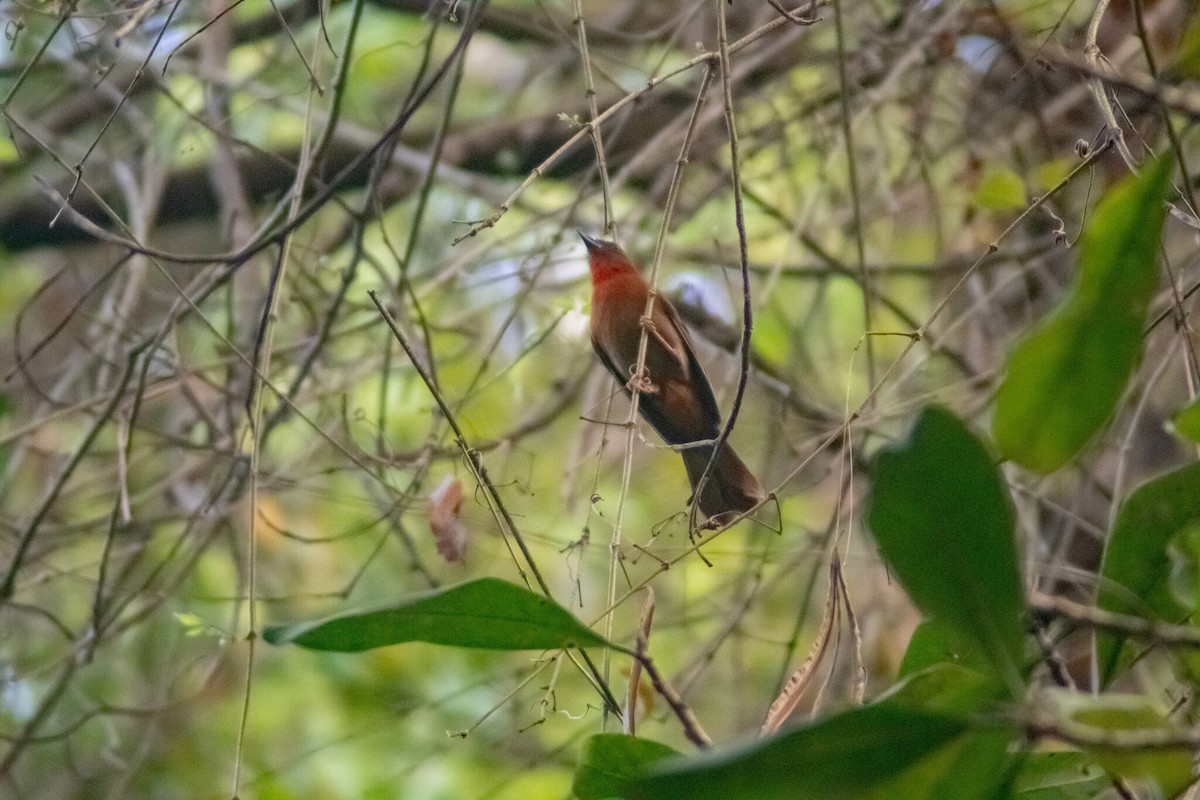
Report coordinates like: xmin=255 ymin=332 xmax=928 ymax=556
xmin=3 ymin=0 xmax=1200 ymax=798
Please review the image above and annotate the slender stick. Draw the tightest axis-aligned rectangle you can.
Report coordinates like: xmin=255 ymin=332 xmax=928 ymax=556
xmin=367 ymin=291 xmax=621 ymax=716
xmin=688 ymin=0 xmax=754 ymax=532
xmin=831 ymin=0 xmax=875 ymax=391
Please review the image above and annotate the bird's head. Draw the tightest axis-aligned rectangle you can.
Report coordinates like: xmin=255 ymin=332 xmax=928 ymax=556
xmin=579 ymin=231 xmax=635 ymax=282
xmin=578 ymin=231 xmax=620 ymax=254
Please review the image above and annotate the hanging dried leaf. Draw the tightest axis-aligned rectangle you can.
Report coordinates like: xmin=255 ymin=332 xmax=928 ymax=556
xmin=761 ymin=563 xmax=838 ymax=736
xmin=429 ymin=476 xmax=469 ymax=563
xmin=624 ymin=587 xmax=656 ymax=735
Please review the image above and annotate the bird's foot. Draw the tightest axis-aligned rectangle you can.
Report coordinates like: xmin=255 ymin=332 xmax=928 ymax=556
xmin=640 ymin=314 xmax=676 ymax=353
xmin=625 ymin=369 xmax=658 ymax=395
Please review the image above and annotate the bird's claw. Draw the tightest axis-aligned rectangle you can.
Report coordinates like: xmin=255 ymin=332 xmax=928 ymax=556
xmin=625 ymin=368 xmax=657 ymax=395
xmin=640 ymin=314 xmax=677 ymax=354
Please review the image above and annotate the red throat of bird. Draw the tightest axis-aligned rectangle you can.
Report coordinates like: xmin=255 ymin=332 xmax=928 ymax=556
xmin=587 ymin=254 xmax=634 ymax=287
xmin=580 ymin=234 xmax=635 ymax=286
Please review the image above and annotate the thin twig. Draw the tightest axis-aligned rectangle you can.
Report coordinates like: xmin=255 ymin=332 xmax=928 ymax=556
xmin=48 ymin=0 xmax=186 ymax=228
xmin=0 ymin=0 xmax=76 ymax=108
xmin=572 ymin=0 xmax=614 ymax=234
xmin=688 ymin=0 xmax=754 ymax=534
xmin=230 ymin=30 xmax=326 ymax=798
xmin=36 ymin=1 xmax=491 ymax=267
xmin=1032 ymin=592 xmax=1200 ymax=649
xmin=367 ymin=291 xmax=622 ymax=716
xmin=600 ymin=60 xmax=716 ymax=720
xmin=1 ymin=346 xmax=144 ymax=600
xmin=1128 ymin=0 xmax=1200 ymax=394
xmin=1084 ymin=0 xmax=1138 ymax=171
xmin=623 ymin=588 xmax=656 ymax=736
xmin=450 ymin=9 xmax=817 ymax=245
xmin=831 ymin=0 xmax=875 ymax=393
xmin=626 ymin=641 xmax=712 ymax=749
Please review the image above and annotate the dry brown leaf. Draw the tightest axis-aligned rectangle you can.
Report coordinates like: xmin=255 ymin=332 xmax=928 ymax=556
xmin=624 ymin=587 xmax=656 ymax=735
xmin=760 ymin=564 xmax=837 ymax=736
xmin=428 ymin=476 xmax=469 ymax=563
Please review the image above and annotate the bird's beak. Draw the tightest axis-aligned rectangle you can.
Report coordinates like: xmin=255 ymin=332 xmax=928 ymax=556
xmin=578 ymin=231 xmax=604 ymax=252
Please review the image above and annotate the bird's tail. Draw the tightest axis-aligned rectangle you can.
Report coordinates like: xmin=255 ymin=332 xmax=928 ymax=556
xmin=681 ymin=442 xmax=766 ymax=524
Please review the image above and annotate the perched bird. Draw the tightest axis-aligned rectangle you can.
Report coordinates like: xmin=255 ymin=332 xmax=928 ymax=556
xmin=581 ymin=232 xmax=765 ymax=524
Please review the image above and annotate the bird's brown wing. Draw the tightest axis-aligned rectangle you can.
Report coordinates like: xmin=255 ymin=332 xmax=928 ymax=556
xmin=658 ymin=299 xmax=723 ymax=433
xmin=619 ymin=299 xmax=723 ymax=447
xmin=591 ymin=289 xmax=725 ymax=446
xmin=592 ymin=329 xmax=628 ymax=389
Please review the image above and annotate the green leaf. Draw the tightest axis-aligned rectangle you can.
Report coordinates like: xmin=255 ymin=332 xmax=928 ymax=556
xmin=624 ymin=700 xmax=980 ymax=800
xmin=863 ymin=729 xmax=1014 ymax=800
xmin=1033 ymin=159 xmax=1075 ymax=193
xmin=887 ymin=663 xmax=1005 ymax=715
xmin=874 ymin=666 xmax=1018 ymax=799
xmin=1174 ymin=16 xmax=1200 ymax=80
xmin=972 ymin=166 xmax=1027 ymax=211
xmin=1057 ymin=692 xmax=1193 ymax=797
xmin=573 ymin=735 xmax=678 ymax=800
xmin=993 ymin=308 xmax=1142 ymax=473
xmin=993 ymin=156 xmax=1173 ymax=473
xmin=174 ymin=611 xmax=227 ymax=641
xmin=1096 ymin=462 xmax=1200 ymax=685
xmin=868 ymin=406 xmax=1025 ymax=689
xmin=263 ymin=578 xmax=608 ymax=652
xmin=595 ymin=670 xmax=1013 ymax=800
xmin=1012 ymin=752 xmax=1108 ymax=800
xmin=1171 ymin=525 xmax=1200 ymax=614
xmin=899 ymin=618 xmax=994 ymax=678
xmin=1170 ymin=398 xmax=1200 ymax=443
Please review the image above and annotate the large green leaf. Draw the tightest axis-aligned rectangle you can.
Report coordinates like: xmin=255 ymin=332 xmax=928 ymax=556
xmin=1011 ymin=752 xmax=1108 ymax=800
xmin=574 ymin=735 xmax=678 ymax=800
xmin=263 ymin=578 xmax=608 ymax=652
xmin=1096 ymin=462 xmax=1200 ymax=685
xmin=973 ymin=165 xmax=1027 ymax=211
xmin=625 ymin=704 xmax=962 ymax=799
xmin=899 ymin=618 xmax=995 ymax=678
xmin=868 ymin=406 xmax=1025 ymax=689
xmin=623 ymin=695 xmax=1006 ymax=800
xmin=864 ymin=666 xmax=1015 ymax=800
xmin=1170 ymin=398 xmax=1200 ymax=443
xmin=886 ymin=663 xmax=1005 ymax=714
xmin=863 ymin=729 xmax=1014 ymax=800
xmin=1054 ymin=691 xmax=1194 ymax=797
xmin=993 ymin=156 xmax=1172 ymax=473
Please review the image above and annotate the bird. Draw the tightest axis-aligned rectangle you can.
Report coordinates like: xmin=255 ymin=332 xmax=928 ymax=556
xmin=580 ymin=231 xmax=766 ymax=524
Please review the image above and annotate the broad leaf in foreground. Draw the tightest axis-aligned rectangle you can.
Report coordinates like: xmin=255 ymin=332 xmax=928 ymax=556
xmin=624 ymin=700 xmax=981 ymax=800
xmin=263 ymin=577 xmax=607 ymax=652
xmin=869 ymin=406 xmax=1025 ymax=689
xmin=574 ymin=735 xmax=678 ymax=800
xmin=1011 ymin=752 xmax=1108 ymax=800
xmin=993 ymin=157 xmax=1172 ymax=472
xmin=1171 ymin=398 xmax=1200 ymax=443
xmin=1095 ymin=462 xmax=1200 ymax=685
xmin=1052 ymin=691 xmax=1193 ymax=798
